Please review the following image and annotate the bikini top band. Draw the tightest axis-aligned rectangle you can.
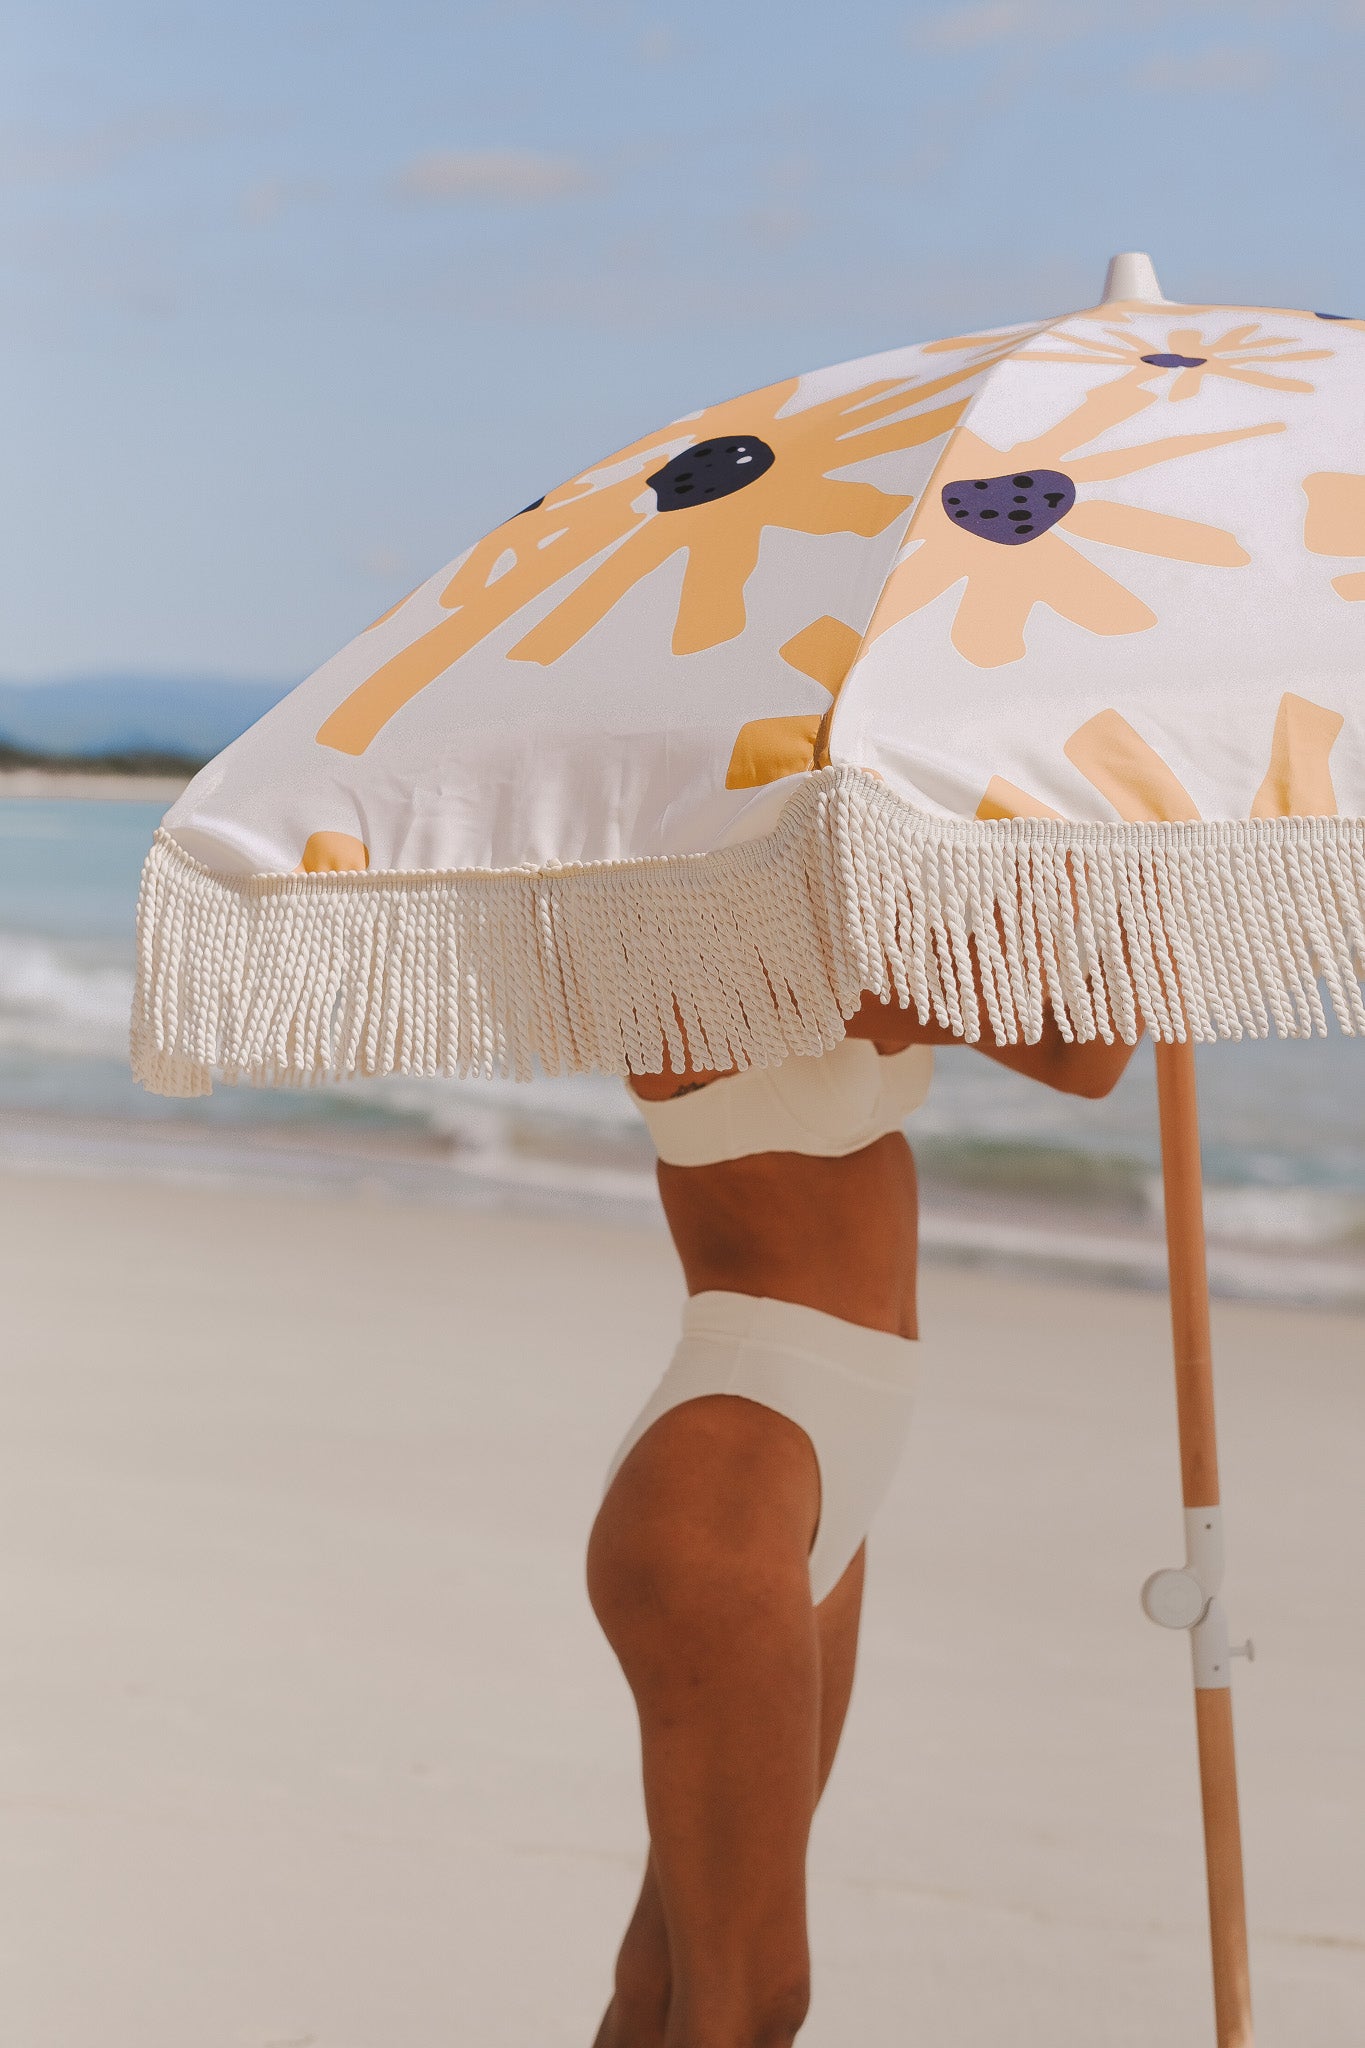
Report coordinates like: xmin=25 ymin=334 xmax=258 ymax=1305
xmin=630 ymin=1038 xmax=934 ymax=1167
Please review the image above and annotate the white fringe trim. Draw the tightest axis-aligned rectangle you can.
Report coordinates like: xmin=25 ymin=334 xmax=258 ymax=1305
xmin=131 ymin=768 xmax=1365 ymax=1096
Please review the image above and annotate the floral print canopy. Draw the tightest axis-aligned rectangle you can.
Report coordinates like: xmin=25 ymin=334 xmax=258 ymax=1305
xmin=135 ymin=257 xmax=1365 ymax=1093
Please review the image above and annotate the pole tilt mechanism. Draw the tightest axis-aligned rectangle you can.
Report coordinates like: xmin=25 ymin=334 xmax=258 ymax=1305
xmin=1141 ymin=1506 xmax=1254 ymax=1687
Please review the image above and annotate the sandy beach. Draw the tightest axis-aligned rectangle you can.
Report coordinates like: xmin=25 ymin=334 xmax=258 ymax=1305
xmin=0 ymin=770 xmax=190 ymax=803
xmin=2 ymin=1169 xmax=1362 ymax=2047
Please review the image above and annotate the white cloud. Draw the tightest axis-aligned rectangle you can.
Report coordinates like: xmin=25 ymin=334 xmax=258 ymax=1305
xmin=910 ymin=1 xmax=1088 ymax=49
xmin=240 ymin=177 xmax=329 ymax=227
xmin=0 ymin=109 xmax=215 ymax=187
xmin=740 ymin=204 xmax=815 ymax=249
xmin=1134 ymin=44 xmax=1276 ymax=91
xmin=391 ymin=149 xmax=596 ymax=205
xmin=909 ymin=0 xmax=1313 ymax=44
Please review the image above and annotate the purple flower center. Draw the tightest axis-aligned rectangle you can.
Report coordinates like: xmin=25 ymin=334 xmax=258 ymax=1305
xmin=1140 ymin=352 xmax=1207 ymax=369
xmin=941 ymin=469 xmax=1075 ymax=545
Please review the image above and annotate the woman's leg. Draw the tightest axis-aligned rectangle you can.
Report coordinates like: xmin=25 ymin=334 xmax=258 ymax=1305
xmin=587 ymin=1392 xmax=865 ymax=2048
xmin=592 ymin=1519 xmax=864 ymax=2048
xmin=589 ymin=1131 xmax=919 ymax=2046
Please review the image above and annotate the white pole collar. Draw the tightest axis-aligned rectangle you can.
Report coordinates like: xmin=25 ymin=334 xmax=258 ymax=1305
xmin=1102 ymin=251 xmax=1169 ymax=304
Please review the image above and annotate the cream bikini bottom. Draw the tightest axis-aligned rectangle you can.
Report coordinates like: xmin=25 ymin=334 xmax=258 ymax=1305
xmin=604 ymin=1291 xmax=916 ymax=1605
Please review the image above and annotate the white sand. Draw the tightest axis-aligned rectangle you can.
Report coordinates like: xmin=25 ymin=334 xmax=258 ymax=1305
xmin=0 ymin=769 xmax=188 ymax=802
xmin=2 ymin=1171 xmax=1361 ymax=2047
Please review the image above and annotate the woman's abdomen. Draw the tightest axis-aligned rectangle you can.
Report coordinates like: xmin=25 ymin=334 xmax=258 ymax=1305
xmin=656 ymin=1133 xmax=919 ymax=1339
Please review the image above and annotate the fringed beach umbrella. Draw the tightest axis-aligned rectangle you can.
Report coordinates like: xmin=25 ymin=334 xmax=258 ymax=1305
xmin=133 ymin=251 xmax=1363 ymax=2045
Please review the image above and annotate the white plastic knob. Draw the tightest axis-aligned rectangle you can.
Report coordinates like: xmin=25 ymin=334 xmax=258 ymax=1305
xmin=1141 ymin=1567 xmax=1208 ymax=1630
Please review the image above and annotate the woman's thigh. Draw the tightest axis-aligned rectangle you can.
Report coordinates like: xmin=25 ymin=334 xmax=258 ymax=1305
xmin=588 ymin=1394 xmax=824 ymax=1987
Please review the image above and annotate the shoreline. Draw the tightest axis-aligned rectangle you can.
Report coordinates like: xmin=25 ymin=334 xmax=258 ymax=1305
xmin=1 ymin=1101 xmax=1360 ymax=1311
xmin=0 ymin=768 xmax=190 ymax=802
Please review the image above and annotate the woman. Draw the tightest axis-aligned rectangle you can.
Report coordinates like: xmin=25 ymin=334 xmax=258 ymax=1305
xmin=588 ymin=996 xmax=1137 ymax=2048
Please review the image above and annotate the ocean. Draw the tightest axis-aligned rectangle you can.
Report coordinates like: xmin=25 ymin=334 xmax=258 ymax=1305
xmin=2 ymin=795 xmax=1361 ymax=1307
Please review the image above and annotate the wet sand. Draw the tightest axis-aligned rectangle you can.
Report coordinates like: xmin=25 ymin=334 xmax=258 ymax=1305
xmin=2 ymin=1170 xmax=1361 ymax=2046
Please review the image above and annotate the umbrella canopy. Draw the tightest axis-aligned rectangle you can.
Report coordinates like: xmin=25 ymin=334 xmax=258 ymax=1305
xmin=132 ymin=254 xmax=1365 ymax=1095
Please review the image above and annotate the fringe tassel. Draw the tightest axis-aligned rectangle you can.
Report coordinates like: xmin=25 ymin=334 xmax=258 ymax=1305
xmin=131 ymin=769 xmax=1365 ymax=1096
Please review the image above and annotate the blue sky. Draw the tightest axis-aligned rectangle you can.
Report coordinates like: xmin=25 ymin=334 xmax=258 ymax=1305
xmin=5 ymin=0 xmax=1364 ymax=683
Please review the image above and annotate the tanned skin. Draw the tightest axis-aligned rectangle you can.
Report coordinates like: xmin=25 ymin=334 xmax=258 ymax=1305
xmin=587 ymin=997 xmax=1138 ymax=2047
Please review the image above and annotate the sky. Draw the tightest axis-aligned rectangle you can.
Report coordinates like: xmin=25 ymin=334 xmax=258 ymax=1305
xmin=4 ymin=0 xmax=1365 ymax=685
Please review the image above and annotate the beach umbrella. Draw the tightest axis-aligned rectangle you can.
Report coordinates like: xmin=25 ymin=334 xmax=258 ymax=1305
xmin=133 ymin=251 xmax=1363 ymax=2045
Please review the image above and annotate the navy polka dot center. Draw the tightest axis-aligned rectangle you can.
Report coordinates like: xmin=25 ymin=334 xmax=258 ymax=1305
xmin=649 ymin=437 xmax=776 ymax=512
xmin=941 ymin=469 xmax=1076 ymax=545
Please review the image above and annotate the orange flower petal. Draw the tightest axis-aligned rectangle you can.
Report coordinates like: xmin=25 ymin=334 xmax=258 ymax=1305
xmin=1027 ymin=378 xmax=1157 ymax=463
xmin=1210 ymin=324 xmax=1261 ymax=350
xmin=725 ymin=714 xmax=823 ymax=789
xmin=671 ymin=518 xmax=763 ymax=655
xmin=976 ymin=777 xmax=1063 ymax=822
xmin=1211 ymin=364 xmax=1315 ymax=395
xmin=949 ymin=557 xmax=1039 ymax=667
xmin=1064 ymin=499 xmax=1249 ymax=567
xmin=1249 ymin=693 xmax=1343 ymax=818
xmin=511 ymin=524 xmax=677 ymax=666
xmin=861 ymin=539 xmax=968 ymax=649
xmin=1064 ymin=711 xmax=1199 ymax=822
xmin=297 ymin=832 xmax=369 ymax=873
xmin=779 ymin=616 xmax=862 ymax=694
xmin=1065 ymin=418 xmax=1284 ymax=484
xmin=1304 ymin=471 xmax=1365 ymax=557
xmin=1037 ymin=538 xmax=1156 ymax=640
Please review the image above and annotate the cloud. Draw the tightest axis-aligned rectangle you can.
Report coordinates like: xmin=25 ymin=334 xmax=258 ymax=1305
xmin=0 ymin=109 xmax=216 ymax=187
xmin=1134 ymin=44 xmax=1276 ymax=90
xmin=391 ymin=149 xmax=596 ymax=205
xmin=240 ymin=177 xmax=329 ymax=227
xmin=909 ymin=0 xmax=1312 ymax=43
xmin=910 ymin=0 xmax=1088 ymax=48
xmin=739 ymin=205 xmax=815 ymax=249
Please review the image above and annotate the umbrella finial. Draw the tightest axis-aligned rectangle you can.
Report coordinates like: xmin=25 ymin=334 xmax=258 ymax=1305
xmin=1101 ymin=250 xmax=1168 ymax=304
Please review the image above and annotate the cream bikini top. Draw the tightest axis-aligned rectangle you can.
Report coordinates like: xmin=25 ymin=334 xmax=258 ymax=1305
xmin=629 ymin=1038 xmax=934 ymax=1167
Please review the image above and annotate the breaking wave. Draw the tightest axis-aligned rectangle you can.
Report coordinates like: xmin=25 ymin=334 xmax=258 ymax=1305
xmin=0 ymin=931 xmax=134 ymax=1056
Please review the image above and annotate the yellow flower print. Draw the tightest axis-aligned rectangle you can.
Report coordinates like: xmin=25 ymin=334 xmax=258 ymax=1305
xmin=860 ymin=377 xmax=1285 ymax=669
xmin=919 ymin=320 xmax=1053 ymax=371
xmin=725 ymin=615 xmax=862 ymax=789
xmin=1303 ymin=471 xmax=1365 ymax=601
xmin=317 ymin=371 xmax=973 ymax=756
xmin=977 ymin=694 xmax=1344 ymax=823
xmin=1016 ymin=320 xmax=1329 ymax=401
xmin=297 ymin=831 xmax=369 ymax=873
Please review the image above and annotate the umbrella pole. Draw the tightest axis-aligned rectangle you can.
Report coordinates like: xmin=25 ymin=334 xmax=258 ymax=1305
xmin=1151 ymin=1038 xmax=1254 ymax=2048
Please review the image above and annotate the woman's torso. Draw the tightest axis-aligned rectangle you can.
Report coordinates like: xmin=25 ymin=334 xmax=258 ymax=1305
xmin=632 ymin=1041 xmax=928 ymax=1339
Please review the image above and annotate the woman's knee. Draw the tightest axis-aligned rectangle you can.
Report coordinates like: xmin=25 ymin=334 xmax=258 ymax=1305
xmin=669 ymin=1969 xmax=811 ymax=2048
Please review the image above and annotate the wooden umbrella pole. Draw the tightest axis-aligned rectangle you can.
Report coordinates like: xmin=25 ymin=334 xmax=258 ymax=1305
xmin=1153 ymin=1038 xmax=1254 ymax=2048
